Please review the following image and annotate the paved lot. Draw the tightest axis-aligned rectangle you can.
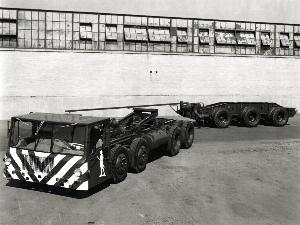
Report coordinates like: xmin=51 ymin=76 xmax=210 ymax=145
xmin=0 ymin=117 xmax=299 ymax=225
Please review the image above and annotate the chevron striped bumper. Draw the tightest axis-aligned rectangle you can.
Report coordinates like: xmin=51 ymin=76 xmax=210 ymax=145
xmin=3 ymin=148 xmax=89 ymax=191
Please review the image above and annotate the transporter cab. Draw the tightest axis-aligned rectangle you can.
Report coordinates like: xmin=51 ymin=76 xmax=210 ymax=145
xmin=3 ymin=109 xmax=194 ymax=191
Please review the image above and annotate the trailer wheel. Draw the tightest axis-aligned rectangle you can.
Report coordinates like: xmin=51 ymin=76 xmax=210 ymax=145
xmin=212 ymin=108 xmax=232 ymax=128
xmin=181 ymin=122 xmax=194 ymax=149
xmin=270 ymin=107 xmax=289 ymax=126
xmin=242 ymin=107 xmax=261 ymax=127
xmin=110 ymin=146 xmax=129 ymax=183
xmin=167 ymin=126 xmax=181 ymax=156
xmin=130 ymin=138 xmax=149 ymax=173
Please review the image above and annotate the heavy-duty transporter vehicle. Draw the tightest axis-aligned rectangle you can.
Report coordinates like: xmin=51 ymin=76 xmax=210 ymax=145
xmin=3 ymin=107 xmax=194 ymax=191
xmin=2 ymin=101 xmax=296 ymax=191
xmin=176 ymin=101 xmax=296 ymax=128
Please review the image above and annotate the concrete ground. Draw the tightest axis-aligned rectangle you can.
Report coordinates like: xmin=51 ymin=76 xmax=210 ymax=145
xmin=0 ymin=117 xmax=299 ymax=225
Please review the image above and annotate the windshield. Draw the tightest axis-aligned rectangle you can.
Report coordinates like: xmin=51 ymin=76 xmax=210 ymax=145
xmin=10 ymin=119 xmax=86 ymax=156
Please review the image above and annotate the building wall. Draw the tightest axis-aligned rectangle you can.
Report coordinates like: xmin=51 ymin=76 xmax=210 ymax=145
xmin=1 ymin=7 xmax=300 ymax=56
xmin=1 ymin=7 xmax=299 ymax=120
xmin=0 ymin=51 xmax=299 ymax=119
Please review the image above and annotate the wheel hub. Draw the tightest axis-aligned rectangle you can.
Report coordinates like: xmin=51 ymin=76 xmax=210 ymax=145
xmin=277 ymin=113 xmax=284 ymax=122
xmin=137 ymin=146 xmax=147 ymax=165
xmin=248 ymin=112 xmax=256 ymax=122
xmin=219 ymin=113 xmax=228 ymax=123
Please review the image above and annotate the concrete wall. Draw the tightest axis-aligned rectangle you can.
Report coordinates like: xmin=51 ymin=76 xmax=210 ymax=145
xmin=0 ymin=50 xmax=299 ymax=119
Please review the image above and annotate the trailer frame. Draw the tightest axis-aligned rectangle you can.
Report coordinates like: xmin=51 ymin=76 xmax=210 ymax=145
xmin=177 ymin=101 xmax=297 ymax=128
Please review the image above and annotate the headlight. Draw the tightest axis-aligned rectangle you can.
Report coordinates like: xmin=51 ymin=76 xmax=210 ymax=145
xmin=74 ymin=168 xmax=82 ymax=177
xmin=4 ymin=157 xmax=11 ymax=166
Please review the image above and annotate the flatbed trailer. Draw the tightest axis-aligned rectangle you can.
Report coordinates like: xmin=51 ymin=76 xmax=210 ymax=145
xmin=176 ymin=101 xmax=297 ymax=128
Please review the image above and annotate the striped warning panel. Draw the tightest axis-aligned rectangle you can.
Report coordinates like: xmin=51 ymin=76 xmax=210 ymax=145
xmin=3 ymin=147 xmax=89 ymax=190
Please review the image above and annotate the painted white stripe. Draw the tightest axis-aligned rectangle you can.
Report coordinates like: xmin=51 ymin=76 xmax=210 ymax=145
xmin=67 ymin=162 xmax=88 ymax=187
xmin=21 ymin=150 xmax=29 ymax=155
xmin=53 ymin=154 xmax=66 ymax=168
xmin=76 ymin=181 xmax=88 ymax=191
xmin=47 ymin=156 xmax=81 ymax=185
xmin=9 ymin=149 xmax=33 ymax=182
xmin=10 ymin=148 xmax=23 ymax=171
xmin=6 ymin=164 xmax=20 ymax=180
xmin=34 ymin=151 xmax=51 ymax=158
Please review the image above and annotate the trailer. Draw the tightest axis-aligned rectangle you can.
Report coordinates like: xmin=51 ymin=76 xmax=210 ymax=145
xmin=176 ymin=101 xmax=297 ymax=128
xmin=3 ymin=107 xmax=194 ymax=191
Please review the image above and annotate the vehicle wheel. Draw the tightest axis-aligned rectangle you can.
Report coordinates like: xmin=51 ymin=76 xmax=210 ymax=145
xmin=242 ymin=107 xmax=261 ymax=127
xmin=270 ymin=107 xmax=289 ymax=126
xmin=212 ymin=108 xmax=232 ymax=128
xmin=181 ymin=122 xmax=194 ymax=149
xmin=110 ymin=146 xmax=129 ymax=183
xmin=166 ymin=126 xmax=181 ymax=156
xmin=130 ymin=138 xmax=149 ymax=173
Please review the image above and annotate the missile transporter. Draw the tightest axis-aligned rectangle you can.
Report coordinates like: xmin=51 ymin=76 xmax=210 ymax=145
xmin=3 ymin=100 xmax=296 ymax=191
xmin=3 ymin=108 xmax=194 ymax=191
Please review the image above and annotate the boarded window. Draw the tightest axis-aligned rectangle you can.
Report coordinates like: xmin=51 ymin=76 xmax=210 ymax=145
xmin=148 ymin=28 xmax=170 ymax=42
xmin=215 ymin=32 xmax=236 ymax=45
xmin=80 ymin=23 xmax=92 ymax=41
xmin=280 ymin=33 xmax=289 ymax=48
xmin=177 ymin=28 xmax=188 ymax=43
xmin=199 ymin=29 xmax=210 ymax=44
xmin=105 ymin=25 xmax=117 ymax=41
xmin=236 ymin=32 xmax=256 ymax=45
xmin=261 ymin=32 xmax=272 ymax=46
xmin=124 ymin=26 xmax=148 ymax=42
xmin=294 ymin=35 xmax=300 ymax=48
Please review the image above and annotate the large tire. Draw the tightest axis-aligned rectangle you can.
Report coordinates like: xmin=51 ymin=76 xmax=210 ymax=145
xmin=181 ymin=122 xmax=194 ymax=149
xmin=129 ymin=138 xmax=149 ymax=173
xmin=270 ymin=107 xmax=289 ymax=126
xmin=242 ymin=107 xmax=261 ymax=127
xmin=110 ymin=146 xmax=129 ymax=183
xmin=166 ymin=126 xmax=181 ymax=156
xmin=212 ymin=108 xmax=232 ymax=128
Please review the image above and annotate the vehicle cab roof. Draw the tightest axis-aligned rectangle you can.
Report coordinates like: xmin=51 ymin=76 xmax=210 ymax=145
xmin=12 ymin=112 xmax=109 ymax=125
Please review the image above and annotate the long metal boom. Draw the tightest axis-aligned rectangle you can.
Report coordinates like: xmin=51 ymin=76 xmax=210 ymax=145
xmin=65 ymin=102 xmax=180 ymax=113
